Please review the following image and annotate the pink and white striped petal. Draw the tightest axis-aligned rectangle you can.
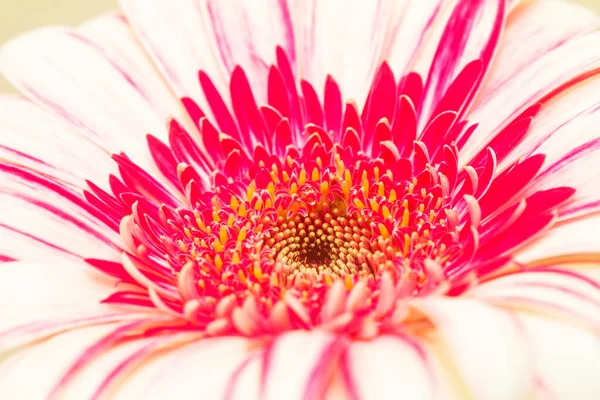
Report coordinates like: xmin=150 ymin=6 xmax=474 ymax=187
xmin=469 ymin=267 xmax=600 ymax=327
xmin=121 ymin=0 xmax=294 ymax=110
xmin=0 ymin=323 xmax=136 ymax=399
xmin=0 ymin=165 xmax=121 ymax=262
xmin=0 ymin=261 xmax=163 ymax=356
xmin=119 ymin=0 xmax=227 ymax=112
xmin=115 ymin=337 xmax=254 ymax=398
xmin=0 ymin=19 xmax=189 ymax=172
xmin=261 ymin=330 xmax=343 ymax=400
xmin=463 ymin=31 xmax=600 ymax=164
xmin=0 ymin=96 xmax=113 ymax=189
xmin=417 ymin=0 xmax=505 ymax=127
xmin=479 ymin=0 xmax=598 ymax=107
xmin=384 ymin=0 xmax=446 ymax=78
xmin=493 ymin=72 xmax=600 ymax=169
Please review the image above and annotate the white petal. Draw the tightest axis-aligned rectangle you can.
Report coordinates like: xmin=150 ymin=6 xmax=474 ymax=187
xmin=516 ymin=314 xmax=600 ymax=398
xmin=499 ymin=73 xmax=600 ymax=168
xmin=0 ymin=18 xmax=187 ymax=171
xmin=119 ymin=0 xmax=226 ymax=109
xmin=291 ymin=0 xmax=398 ymax=104
xmin=0 ymin=260 xmax=112 ymax=315
xmin=225 ymin=353 xmax=262 ymax=400
xmin=121 ymin=0 xmax=295 ymax=108
xmin=78 ymin=13 xmax=183 ymax=118
xmin=344 ymin=335 xmax=434 ymax=400
xmin=469 ymin=267 xmax=600 ymax=326
xmin=413 ymin=297 xmax=533 ymax=400
xmin=385 ymin=0 xmax=447 ymax=78
xmin=202 ymin=0 xmax=296 ymax=99
xmin=476 ymin=72 xmax=600 ymax=217
xmin=0 ymin=260 xmax=147 ymax=352
xmin=480 ymin=0 xmax=598 ymax=108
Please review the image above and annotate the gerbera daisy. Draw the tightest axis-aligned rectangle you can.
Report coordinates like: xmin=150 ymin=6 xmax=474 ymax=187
xmin=1 ymin=0 xmax=600 ymax=398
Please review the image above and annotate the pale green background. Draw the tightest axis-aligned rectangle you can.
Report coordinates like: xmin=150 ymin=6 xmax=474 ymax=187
xmin=0 ymin=0 xmax=599 ymax=92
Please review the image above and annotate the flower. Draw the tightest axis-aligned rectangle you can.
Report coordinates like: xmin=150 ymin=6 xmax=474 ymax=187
xmin=1 ymin=0 xmax=600 ymax=398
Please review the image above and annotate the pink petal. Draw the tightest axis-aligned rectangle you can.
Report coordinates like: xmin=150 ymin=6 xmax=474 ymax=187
xmin=344 ymin=335 xmax=434 ymax=400
xmin=262 ymin=330 xmax=343 ymax=400
xmin=413 ymin=297 xmax=533 ymax=399
xmin=0 ymin=16 xmax=188 ymax=171
xmin=516 ymin=314 xmax=600 ymax=398
xmin=0 ymin=164 xmax=121 ymax=262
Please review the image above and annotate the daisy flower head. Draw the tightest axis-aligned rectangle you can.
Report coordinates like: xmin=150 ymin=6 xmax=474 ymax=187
xmin=1 ymin=0 xmax=600 ymax=398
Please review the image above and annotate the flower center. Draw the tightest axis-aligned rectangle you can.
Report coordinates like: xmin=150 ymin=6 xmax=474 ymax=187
xmin=173 ymin=150 xmax=460 ymax=302
xmin=264 ymin=202 xmax=375 ymax=276
xmin=93 ymin=57 xmax=513 ymax=336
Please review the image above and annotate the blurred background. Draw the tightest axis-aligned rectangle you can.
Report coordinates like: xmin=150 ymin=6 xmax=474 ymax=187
xmin=0 ymin=0 xmax=599 ymax=92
